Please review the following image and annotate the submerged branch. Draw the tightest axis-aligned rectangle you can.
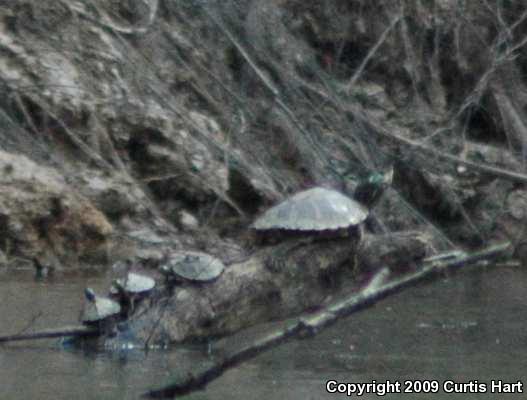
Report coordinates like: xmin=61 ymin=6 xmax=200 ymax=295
xmin=0 ymin=325 xmax=98 ymax=343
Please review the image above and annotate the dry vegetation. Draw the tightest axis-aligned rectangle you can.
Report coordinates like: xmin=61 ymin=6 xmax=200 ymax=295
xmin=0 ymin=1 xmax=525 ymax=271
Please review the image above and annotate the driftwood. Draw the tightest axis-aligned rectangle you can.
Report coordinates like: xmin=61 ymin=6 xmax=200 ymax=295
xmin=129 ymin=231 xmax=429 ymax=345
xmin=144 ymin=241 xmax=510 ymax=398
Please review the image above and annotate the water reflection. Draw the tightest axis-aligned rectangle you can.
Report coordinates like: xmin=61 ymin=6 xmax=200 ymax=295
xmin=0 ymin=266 xmax=526 ymax=399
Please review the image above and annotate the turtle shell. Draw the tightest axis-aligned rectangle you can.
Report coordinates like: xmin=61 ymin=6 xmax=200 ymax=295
xmin=111 ymin=272 xmax=156 ymax=295
xmin=81 ymin=288 xmax=121 ymax=323
xmin=160 ymin=251 xmax=225 ymax=282
xmin=252 ymin=187 xmax=368 ymax=231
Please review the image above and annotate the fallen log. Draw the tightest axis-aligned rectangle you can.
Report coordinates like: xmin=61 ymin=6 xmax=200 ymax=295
xmin=0 ymin=231 xmax=428 ymax=348
xmin=144 ymin=241 xmax=510 ymax=398
xmin=128 ymin=231 xmax=429 ymax=345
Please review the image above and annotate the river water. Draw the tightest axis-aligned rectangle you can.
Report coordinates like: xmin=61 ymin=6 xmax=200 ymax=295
xmin=0 ymin=265 xmax=525 ymax=399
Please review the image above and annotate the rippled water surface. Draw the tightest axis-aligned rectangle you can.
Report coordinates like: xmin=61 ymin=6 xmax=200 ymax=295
xmin=0 ymin=266 xmax=526 ymax=399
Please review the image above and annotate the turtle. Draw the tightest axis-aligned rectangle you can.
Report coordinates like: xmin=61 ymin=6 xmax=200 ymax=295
xmin=159 ymin=251 xmax=225 ymax=284
xmin=110 ymin=272 xmax=156 ymax=316
xmin=81 ymin=288 xmax=121 ymax=329
xmin=251 ymin=168 xmax=393 ymax=240
xmin=110 ymin=272 xmax=156 ymax=296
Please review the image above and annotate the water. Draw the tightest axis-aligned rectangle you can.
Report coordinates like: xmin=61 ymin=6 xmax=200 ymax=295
xmin=0 ymin=266 xmax=526 ymax=399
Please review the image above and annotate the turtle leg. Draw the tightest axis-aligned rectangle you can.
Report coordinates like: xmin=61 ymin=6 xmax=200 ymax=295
xmin=348 ymin=225 xmax=363 ymax=271
xmin=119 ymin=296 xmax=134 ymax=318
xmin=264 ymin=237 xmax=315 ymax=272
xmin=128 ymin=296 xmax=135 ymax=317
xmin=357 ymin=224 xmax=364 ymax=243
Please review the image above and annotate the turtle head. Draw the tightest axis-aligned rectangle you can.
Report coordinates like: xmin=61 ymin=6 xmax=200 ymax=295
xmin=84 ymin=287 xmax=96 ymax=302
xmin=353 ymin=167 xmax=393 ymax=210
xmin=159 ymin=264 xmax=171 ymax=277
xmin=110 ymin=279 xmax=125 ymax=294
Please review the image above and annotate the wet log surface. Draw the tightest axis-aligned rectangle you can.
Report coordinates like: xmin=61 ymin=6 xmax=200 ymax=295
xmin=127 ymin=231 xmax=429 ymax=345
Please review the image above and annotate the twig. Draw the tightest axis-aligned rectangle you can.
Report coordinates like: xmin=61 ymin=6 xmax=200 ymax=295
xmin=16 ymin=311 xmax=44 ymax=335
xmin=201 ymin=6 xmax=341 ymax=180
xmin=144 ymin=241 xmax=510 ymax=398
xmin=346 ymin=15 xmax=402 ymax=92
xmin=70 ymin=0 xmax=159 ymax=36
xmin=357 ymin=110 xmax=527 ymax=185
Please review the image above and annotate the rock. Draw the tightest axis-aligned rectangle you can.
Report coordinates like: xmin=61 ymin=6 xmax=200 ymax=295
xmin=178 ymin=210 xmax=199 ymax=230
xmin=82 ymin=172 xmax=144 ymax=217
xmin=506 ymin=190 xmax=527 ymax=220
xmin=0 ymin=150 xmax=113 ymax=270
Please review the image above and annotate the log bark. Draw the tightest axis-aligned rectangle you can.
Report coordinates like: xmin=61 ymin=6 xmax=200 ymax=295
xmin=144 ymin=241 xmax=510 ymax=398
xmin=129 ymin=231 xmax=429 ymax=345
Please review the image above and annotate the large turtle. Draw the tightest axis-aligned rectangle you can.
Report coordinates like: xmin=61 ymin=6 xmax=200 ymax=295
xmin=251 ymin=169 xmax=392 ymax=239
xmin=81 ymin=288 xmax=121 ymax=329
xmin=159 ymin=251 xmax=225 ymax=284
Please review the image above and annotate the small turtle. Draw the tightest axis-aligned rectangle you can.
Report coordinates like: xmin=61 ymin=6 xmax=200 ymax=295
xmin=251 ymin=169 xmax=392 ymax=239
xmin=81 ymin=288 xmax=121 ymax=328
xmin=111 ymin=272 xmax=156 ymax=296
xmin=110 ymin=272 xmax=156 ymax=316
xmin=159 ymin=251 xmax=225 ymax=284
